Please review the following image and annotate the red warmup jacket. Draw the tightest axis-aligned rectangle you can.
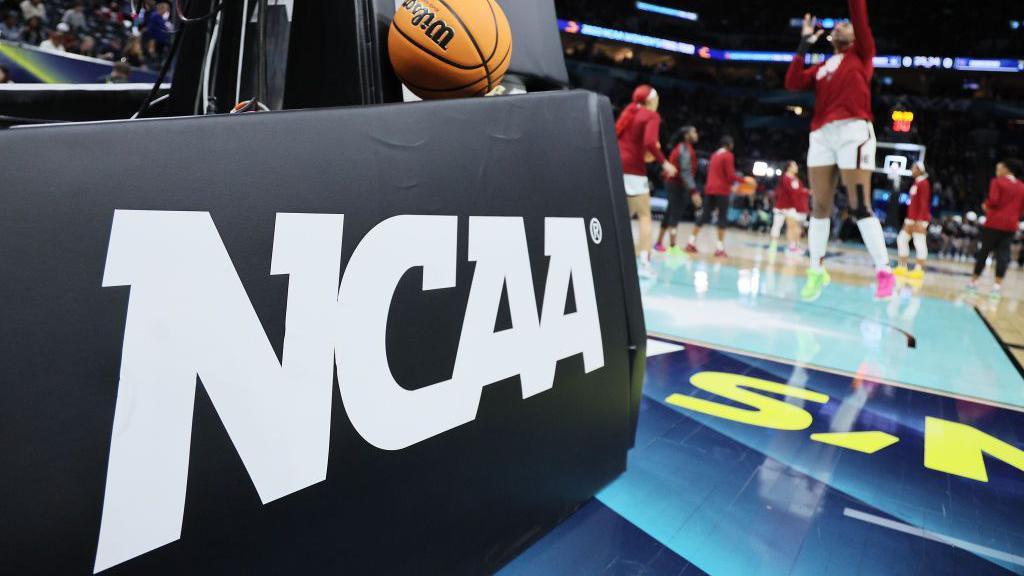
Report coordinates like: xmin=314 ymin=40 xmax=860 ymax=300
xmin=664 ymin=142 xmax=698 ymax=185
xmin=705 ymin=148 xmax=742 ymax=196
xmin=617 ymin=106 xmax=665 ymax=176
xmin=784 ymin=0 xmax=874 ymax=132
xmin=907 ymin=176 xmax=932 ymax=221
xmin=984 ymin=175 xmax=1024 ymax=232
xmin=775 ymin=174 xmax=809 ymax=213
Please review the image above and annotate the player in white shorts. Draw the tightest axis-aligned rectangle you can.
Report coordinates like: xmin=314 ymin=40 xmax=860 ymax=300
xmin=770 ymin=160 xmax=811 ymax=254
xmin=616 ymin=84 xmax=677 ymax=278
xmin=785 ymin=2 xmax=895 ymax=301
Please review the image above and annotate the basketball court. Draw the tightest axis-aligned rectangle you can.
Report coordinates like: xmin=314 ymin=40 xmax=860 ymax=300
xmin=504 ymin=229 xmax=1024 ymax=575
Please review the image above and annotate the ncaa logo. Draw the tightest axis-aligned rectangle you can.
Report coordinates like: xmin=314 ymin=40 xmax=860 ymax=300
xmin=94 ymin=211 xmax=606 ymax=572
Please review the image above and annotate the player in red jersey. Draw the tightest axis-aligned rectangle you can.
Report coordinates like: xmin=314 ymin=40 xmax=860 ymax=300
xmin=970 ymin=159 xmax=1024 ymax=298
xmin=616 ymin=84 xmax=678 ymax=277
xmin=895 ymin=162 xmax=932 ymax=279
xmin=770 ymin=161 xmax=810 ymax=254
xmin=687 ymin=135 xmax=743 ymax=258
xmin=785 ymin=1 xmax=894 ymax=302
xmin=655 ymin=126 xmax=701 ymax=255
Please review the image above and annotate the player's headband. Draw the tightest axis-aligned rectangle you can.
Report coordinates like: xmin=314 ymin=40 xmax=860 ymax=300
xmin=632 ymin=85 xmax=658 ymax=103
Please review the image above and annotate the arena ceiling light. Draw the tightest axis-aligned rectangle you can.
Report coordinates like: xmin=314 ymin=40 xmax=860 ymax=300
xmin=636 ymin=2 xmax=698 ymax=22
xmin=558 ymin=19 xmax=1024 ymax=73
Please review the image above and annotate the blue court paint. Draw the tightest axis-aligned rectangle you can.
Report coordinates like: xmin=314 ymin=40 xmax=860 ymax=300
xmin=509 ymin=342 xmax=1024 ymax=575
xmin=498 ymin=500 xmax=706 ymax=576
xmin=640 ymin=255 xmax=1024 ymax=407
xmin=606 ymin=343 xmax=1024 ymax=574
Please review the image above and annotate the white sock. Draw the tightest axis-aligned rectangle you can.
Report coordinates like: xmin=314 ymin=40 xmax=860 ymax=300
xmin=808 ymin=217 xmax=830 ymax=271
xmin=771 ymin=213 xmax=785 ymax=239
xmin=896 ymin=230 xmax=911 ymax=259
xmin=913 ymin=233 xmax=928 ymax=262
xmin=639 ymin=250 xmax=650 ymax=264
xmin=716 ymin=240 xmax=724 ymax=251
xmin=857 ymin=217 xmax=891 ymax=272
xmin=688 ymin=234 xmax=696 ymax=245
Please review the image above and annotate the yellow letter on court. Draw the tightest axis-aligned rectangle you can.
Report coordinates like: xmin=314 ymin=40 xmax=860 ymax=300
xmin=924 ymin=416 xmax=1024 ymax=482
xmin=665 ymin=372 xmax=829 ymax=430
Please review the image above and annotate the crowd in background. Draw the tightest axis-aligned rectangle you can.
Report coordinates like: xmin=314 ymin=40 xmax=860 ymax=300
xmin=0 ymin=0 xmax=173 ymax=72
xmin=567 ymin=52 xmax=1021 ymax=218
xmin=555 ymin=0 xmax=1024 ymax=59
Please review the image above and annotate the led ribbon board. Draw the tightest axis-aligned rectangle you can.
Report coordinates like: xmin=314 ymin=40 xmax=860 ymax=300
xmin=558 ymin=19 xmax=1024 ymax=72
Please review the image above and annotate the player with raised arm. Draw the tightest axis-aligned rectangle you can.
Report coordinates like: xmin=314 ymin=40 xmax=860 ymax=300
xmin=785 ymin=2 xmax=894 ymax=301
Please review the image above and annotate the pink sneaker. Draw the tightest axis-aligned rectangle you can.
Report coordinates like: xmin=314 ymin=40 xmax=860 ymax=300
xmin=654 ymin=243 xmax=667 ymax=253
xmin=714 ymin=249 xmax=728 ymax=259
xmin=685 ymin=243 xmax=698 ymax=254
xmin=875 ymin=269 xmax=895 ymax=300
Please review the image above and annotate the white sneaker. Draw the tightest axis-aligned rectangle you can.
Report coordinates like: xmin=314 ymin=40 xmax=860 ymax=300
xmin=638 ymin=260 xmax=656 ymax=279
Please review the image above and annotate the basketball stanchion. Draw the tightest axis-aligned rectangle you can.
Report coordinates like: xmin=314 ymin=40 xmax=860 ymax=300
xmin=0 ymin=90 xmax=644 ymax=575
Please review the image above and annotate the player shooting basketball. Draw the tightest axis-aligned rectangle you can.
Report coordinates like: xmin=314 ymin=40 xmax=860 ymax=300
xmin=785 ymin=0 xmax=894 ymax=301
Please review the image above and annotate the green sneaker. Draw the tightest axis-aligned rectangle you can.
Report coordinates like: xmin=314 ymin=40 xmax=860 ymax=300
xmin=990 ymin=285 xmax=1002 ymax=302
xmin=801 ymin=268 xmax=831 ymax=302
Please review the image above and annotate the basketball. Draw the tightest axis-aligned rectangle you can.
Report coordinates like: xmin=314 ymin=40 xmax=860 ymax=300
xmin=737 ymin=176 xmax=757 ymax=196
xmin=388 ymin=0 xmax=513 ymax=100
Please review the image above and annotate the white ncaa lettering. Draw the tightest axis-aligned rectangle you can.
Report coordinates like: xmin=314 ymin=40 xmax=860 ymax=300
xmin=94 ymin=211 xmax=604 ymax=571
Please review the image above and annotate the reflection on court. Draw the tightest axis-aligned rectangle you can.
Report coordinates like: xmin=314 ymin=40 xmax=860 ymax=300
xmin=506 ymin=341 xmax=1024 ymax=576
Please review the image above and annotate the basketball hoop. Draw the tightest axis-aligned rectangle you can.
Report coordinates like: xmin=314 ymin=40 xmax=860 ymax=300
xmin=885 ymin=160 xmax=903 ymax=189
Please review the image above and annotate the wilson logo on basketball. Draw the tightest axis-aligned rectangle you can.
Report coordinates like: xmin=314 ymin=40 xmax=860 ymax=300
xmin=400 ymin=0 xmax=456 ymax=50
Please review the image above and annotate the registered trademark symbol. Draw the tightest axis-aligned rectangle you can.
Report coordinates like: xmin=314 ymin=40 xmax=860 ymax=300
xmin=589 ymin=218 xmax=603 ymax=244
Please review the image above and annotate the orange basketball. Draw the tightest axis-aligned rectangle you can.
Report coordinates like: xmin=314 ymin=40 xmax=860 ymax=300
xmin=388 ymin=0 xmax=512 ymax=100
xmin=737 ymin=176 xmax=757 ymax=196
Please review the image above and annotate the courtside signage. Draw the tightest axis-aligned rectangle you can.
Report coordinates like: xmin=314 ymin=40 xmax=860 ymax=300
xmin=95 ymin=211 xmax=604 ymax=572
xmin=0 ymin=91 xmax=640 ymax=575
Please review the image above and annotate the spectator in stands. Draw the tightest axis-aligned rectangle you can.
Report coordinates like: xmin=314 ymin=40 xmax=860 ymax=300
xmin=78 ymin=34 xmax=96 ymax=57
xmin=122 ymin=35 xmax=144 ymax=67
xmin=97 ymin=1 xmax=126 ymax=24
xmin=135 ymin=0 xmax=155 ymax=29
xmin=102 ymin=60 xmax=130 ymax=83
xmin=0 ymin=63 xmax=12 ymax=83
xmin=61 ymin=1 xmax=86 ymax=32
xmin=0 ymin=10 xmax=21 ymax=40
xmin=39 ymin=22 xmax=66 ymax=51
xmin=97 ymin=35 xmax=121 ymax=60
xmin=144 ymin=2 xmax=171 ymax=56
xmin=19 ymin=14 xmax=41 ymax=44
xmin=19 ymin=0 xmax=44 ymax=22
